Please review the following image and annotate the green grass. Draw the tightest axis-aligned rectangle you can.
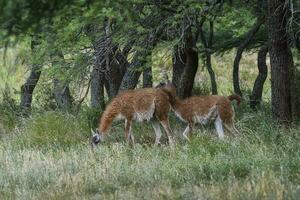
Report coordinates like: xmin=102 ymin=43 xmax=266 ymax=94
xmin=0 ymin=108 xmax=300 ymax=199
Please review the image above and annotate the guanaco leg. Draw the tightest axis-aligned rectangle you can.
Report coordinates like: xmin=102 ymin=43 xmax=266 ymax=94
xmin=159 ymin=117 xmax=174 ymax=145
xmin=124 ymin=119 xmax=135 ymax=145
xmin=151 ymin=120 xmax=162 ymax=145
xmin=182 ymin=123 xmax=193 ymax=141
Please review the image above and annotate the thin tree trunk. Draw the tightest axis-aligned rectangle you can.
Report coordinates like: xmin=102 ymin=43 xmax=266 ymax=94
xmin=268 ymin=0 xmax=294 ymax=123
xmin=233 ymin=16 xmax=264 ymax=96
xmin=20 ymin=66 xmax=41 ymax=112
xmin=250 ymin=43 xmax=268 ymax=109
xmin=20 ymin=37 xmax=42 ymax=113
xmin=199 ymin=20 xmax=217 ymax=94
xmin=143 ymin=66 xmax=153 ymax=88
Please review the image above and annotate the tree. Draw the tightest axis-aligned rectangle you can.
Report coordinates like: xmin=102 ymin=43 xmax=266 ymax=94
xmin=233 ymin=16 xmax=265 ymax=96
xmin=199 ymin=20 xmax=218 ymax=95
xmin=268 ymin=0 xmax=294 ymax=122
xmin=20 ymin=36 xmax=42 ymax=113
xmin=250 ymin=42 xmax=268 ymax=109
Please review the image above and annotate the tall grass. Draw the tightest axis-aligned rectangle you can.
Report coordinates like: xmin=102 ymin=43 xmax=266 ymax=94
xmin=0 ymin=107 xmax=300 ymax=199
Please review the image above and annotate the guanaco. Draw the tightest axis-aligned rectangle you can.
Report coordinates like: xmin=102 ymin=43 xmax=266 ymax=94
xmin=158 ymin=82 xmax=241 ymax=139
xmin=91 ymin=88 xmax=175 ymax=147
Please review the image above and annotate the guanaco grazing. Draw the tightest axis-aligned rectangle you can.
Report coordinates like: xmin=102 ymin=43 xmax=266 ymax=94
xmin=91 ymin=88 xmax=175 ymax=147
xmin=158 ymin=82 xmax=241 ymax=139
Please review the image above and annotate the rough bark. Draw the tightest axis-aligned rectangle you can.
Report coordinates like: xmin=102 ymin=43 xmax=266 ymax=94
xmin=233 ymin=16 xmax=264 ymax=96
xmin=119 ymin=32 xmax=159 ymax=91
xmin=292 ymin=64 xmax=300 ymax=118
xmin=85 ymin=24 xmax=106 ymax=110
xmin=177 ymin=28 xmax=199 ymax=99
xmin=20 ymin=65 xmax=42 ymax=112
xmin=199 ymin=20 xmax=217 ymax=94
xmin=51 ymin=51 xmax=73 ymax=112
xmin=268 ymin=0 xmax=294 ymax=123
xmin=91 ymin=38 xmax=106 ymax=110
xmin=119 ymin=50 xmax=150 ymax=90
xmin=172 ymin=46 xmax=186 ymax=89
xmin=105 ymin=46 xmax=123 ymax=98
xmin=143 ymin=66 xmax=153 ymax=88
xmin=103 ymin=20 xmax=124 ymax=98
xmin=20 ymin=37 xmax=42 ymax=113
xmin=250 ymin=43 xmax=268 ymax=109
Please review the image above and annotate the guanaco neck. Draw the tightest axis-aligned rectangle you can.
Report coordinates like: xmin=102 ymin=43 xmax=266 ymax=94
xmin=98 ymin=103 xmax=121 ymax=135
xmin=171 ymin=97 xmax=183 ymax=112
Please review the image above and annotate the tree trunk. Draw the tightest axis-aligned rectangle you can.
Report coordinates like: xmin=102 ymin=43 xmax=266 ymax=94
xmin=53 ymin=79 xmax=73 ymax=111
xmin=291 ymin=52 xmax=300 ymax=118
xmin=250 ymin=43 xmax=268 ymax=109
xmin=119 ymin=50 xmax=150 ymax=90
xmin=143 ymin=66 xmax=153 ymax=88
xmin=177 ymin=28 xmax=199 ymax=99
xmin=20 ymin=37 xmax=42 ymax=113
xmin=233 ymin=16 xmax=264 ymax=96
xmin=51 ymin=51 xmax=73 ymax=112
xmin=119 ymin=32 xmax=159 ymax=91
xmin=268 ymin=0 xmax=294 ymax=123
xmin=199 ymin=20 xmax=217 ymax=95
xmin=90 ymin=66 xmax=105 ymax=110
xmin=90 ymin=36 xmax=106 ymax=110
xmin=105 ymin=46 xmax=123 ymax=98
xmin=172 ymin=46 xmax=186 ymax=89
xmin=85 ymin=24 xmax=106 ymax=110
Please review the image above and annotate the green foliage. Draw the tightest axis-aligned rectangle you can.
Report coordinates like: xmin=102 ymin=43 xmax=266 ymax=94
xmin=16 ymin=111 xmax=89 ymax=148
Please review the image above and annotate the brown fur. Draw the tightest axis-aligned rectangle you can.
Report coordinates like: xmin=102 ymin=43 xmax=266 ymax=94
xmin=159 ymin=83 xmax=240 ymax=138
xmin=173 ymin=95 xmax=236 ymax=125
xmin=97 ymin=88 xmax=174 ymax=144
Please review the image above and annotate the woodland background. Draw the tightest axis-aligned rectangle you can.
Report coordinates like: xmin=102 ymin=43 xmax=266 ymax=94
xmin=0 ymin=0 xmax=300 ymax=199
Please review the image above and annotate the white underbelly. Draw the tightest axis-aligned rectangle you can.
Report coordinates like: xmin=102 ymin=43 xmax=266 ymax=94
xmin=192 ymin=105 xmax=218 ymax=124
xmin=133 ymin=101 xmax=155 ymax=122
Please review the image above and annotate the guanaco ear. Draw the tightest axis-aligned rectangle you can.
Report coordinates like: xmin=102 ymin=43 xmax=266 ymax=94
xmin=91 ymin=128 xmax=95 ymax=135
xmin=155 ymin=82 xmax=165 ymax=88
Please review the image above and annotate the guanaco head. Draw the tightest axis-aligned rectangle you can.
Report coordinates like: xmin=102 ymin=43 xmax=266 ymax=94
xmin=156 ymin=80 xmax=176 ymax=96
xmin=91 ymin=128 xmax=103 ymax=148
